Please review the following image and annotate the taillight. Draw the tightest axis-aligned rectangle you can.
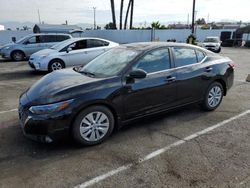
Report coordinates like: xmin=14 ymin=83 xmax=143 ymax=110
xmin=228 ymin=62 xmax=235 ymax=69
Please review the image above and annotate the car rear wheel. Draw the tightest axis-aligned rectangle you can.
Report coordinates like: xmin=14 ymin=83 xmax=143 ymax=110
xmin=72 ymin=106 xmax=114 ymax=146
xmin=11 ymin=50 xmax=25 ymax=61
xmin=48 ymin=59 xmax=65 ymax=72
xmin=202 ymin=82 xmax=223 ymax=111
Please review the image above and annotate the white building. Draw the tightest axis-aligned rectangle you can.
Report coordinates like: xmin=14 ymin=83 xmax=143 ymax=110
xmin=0 ymin=25 xmax=4 ymax=30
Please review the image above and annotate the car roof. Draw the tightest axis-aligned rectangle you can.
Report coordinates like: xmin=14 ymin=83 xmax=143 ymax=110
xmin=119 ymin=42 xmax=204 ymax=51
xmin=28 ymin=33 xmax=71 ymax=36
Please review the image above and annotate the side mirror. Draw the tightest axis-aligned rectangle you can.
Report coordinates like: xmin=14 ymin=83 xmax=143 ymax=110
xmin=12 ymin=37 xmax=16 ymax=43
xmin=128 ymin=69 xmax=147 ymax=79
xmin=67 ymin=47 xmax=72 ymax=53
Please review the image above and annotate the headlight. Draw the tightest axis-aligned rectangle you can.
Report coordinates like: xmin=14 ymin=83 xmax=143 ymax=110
xmin=40 ymin=55 xmax=48 ymax=58
xmin=29 ymin=99 xmax=74 ymax=115
xmin=3 ymin=46 xmax=10 ymax=50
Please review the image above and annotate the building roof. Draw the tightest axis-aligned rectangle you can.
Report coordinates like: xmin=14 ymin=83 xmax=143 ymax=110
xmin=33 ymin=24 xmax=82 ymax=33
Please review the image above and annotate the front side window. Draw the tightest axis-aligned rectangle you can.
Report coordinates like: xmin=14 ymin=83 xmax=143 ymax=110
xmin=26 ymin=36 xmax=40 ymax=44
xmin=133 ymin=48 xmax=170 ymax=73
xmin=173 ymin=48 xmax=197 ymax=67
xmin=70 ymin=40 xmax=87 ymax=50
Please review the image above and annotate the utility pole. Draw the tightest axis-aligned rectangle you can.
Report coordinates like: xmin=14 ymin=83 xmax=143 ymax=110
xmin=93 ymin=7 xmax=96 ymax=30
xmin=191 ymin=0 xmax=196 ymax=35
xmin=129 ymin=0 xmax=134 ymax=29
xmin=37 ymin=9 xmax=41 ymax=24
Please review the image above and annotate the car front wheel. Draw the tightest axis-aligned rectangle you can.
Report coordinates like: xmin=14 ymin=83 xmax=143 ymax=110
xmin=72 ymin=106 xmax=114 ymax=146
xmin=48 ymin=59 xmax=65 ymax=72
xmin=202 ymin=82 xmax=224 ymax=111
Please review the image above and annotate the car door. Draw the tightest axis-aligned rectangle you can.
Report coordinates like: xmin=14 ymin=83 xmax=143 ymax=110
xmin=172 ymin=47 xmax=212 ymax=105
xmin=22 ymin=36 xmax=44 ymax=56
xmin=122 ymin=48 xmax=177 ymax=120
xmin=65 ymin=40 xmax=88 ymax=66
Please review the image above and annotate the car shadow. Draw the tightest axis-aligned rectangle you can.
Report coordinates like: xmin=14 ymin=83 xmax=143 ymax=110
xmin=0 ymin=70 xmax=47 ymax=81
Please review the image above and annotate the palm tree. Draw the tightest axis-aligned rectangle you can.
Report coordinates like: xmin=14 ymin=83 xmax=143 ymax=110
xmin=120 ymin=0 xmax=124 ymax=30
xmin=124 ymin=0 xmax=132 ymax=29
xmin=110 ymin=0 xmax=117 ymax=29
xmin=129 ymin=0 xmax=134 ymax=29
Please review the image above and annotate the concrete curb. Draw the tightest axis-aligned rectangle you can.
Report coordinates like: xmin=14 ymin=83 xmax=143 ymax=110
xmin=246 ymin=74 xmax=250 ymax=82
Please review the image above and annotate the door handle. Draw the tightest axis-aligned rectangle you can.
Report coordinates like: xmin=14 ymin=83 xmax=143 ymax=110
xmin=205 ymin=67 xmax=213 ymax=72
xmin=165 ymin=76 xmax=176 ymax=82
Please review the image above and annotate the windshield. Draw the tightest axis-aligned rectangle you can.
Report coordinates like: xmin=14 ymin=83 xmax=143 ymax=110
xmin=80 ymin=48 xmax=140 ymax=78
xmin=204 ymin=38 xmax=219 ymax=43
xmin=16 ymin=35 xmax=30 ymax=44
xmin=50 ymin=39 xmax=73 ymax=50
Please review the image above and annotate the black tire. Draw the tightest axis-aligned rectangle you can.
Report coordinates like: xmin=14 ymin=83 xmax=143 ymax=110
xmin=48 ymin=59 xmax=65 ymax=72
xmin=201 ymin=82 xmax=224 ymax=111
xmin=11 ymin=50 xmax=25 ymax=61
xmin=72 ymin=105 xmax=114 ymax=146
xmin=215 ymin=47 xmax=221 ymax=53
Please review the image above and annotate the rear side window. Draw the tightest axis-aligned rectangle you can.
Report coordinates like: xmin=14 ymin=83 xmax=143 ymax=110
xmin=133 ymin=48 xmax=170 ymax=73
xmin=87 ymin=39 xmax=109 ymax=48
xmin=40 ymin=35 xmax=57 ymax=43
xmin=173 ymin=48 xmax=197 ymax=67
xmin=196 ymin=50 xmax=206 ymax=62
xmin=56 ymin=35 xmax=70 ymax=42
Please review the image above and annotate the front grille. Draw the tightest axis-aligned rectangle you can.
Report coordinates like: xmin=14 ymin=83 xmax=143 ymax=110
xmin=28 ymin=61 xmax=35 ymax=68
xmin=18 ymin=105 xmax=28 ymax=127
xmin=205 ymin=45 xmax=215 ymax=48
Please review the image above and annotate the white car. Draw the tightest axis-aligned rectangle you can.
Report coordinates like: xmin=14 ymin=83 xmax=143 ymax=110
xmin=201 ymin=36 xmax=221 ymax=53
xmin=29 ymin=37 xmax=119 ymax=71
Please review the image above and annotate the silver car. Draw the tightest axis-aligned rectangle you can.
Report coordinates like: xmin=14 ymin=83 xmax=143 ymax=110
xmin=0 ymin=33 xmax=72 ymax=61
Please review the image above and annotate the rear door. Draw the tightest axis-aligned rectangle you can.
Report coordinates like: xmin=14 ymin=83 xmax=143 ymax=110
xmin=122 ymin=48 xmax=177 ymax=119
xmin=22 ymin=36 xmax=44 ymax=56
xmin=172 ymin=47 xmax=212 ymax=104
xmin=83 ymin=39 xmax=110 ymax=62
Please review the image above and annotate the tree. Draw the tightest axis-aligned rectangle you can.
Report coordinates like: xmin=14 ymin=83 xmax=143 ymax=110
xmin=104 ymin=22 xmax=117 ymax=30
xmin=129 ymin=0 xmax=134 ymax=29
xmin=124 ymin=0 xmax=132 ymax=29
xmin=110 ymin=0 xmax=117 ymax=29
xmin=151 ymin=21 xmax=168 ymax=29
xmin=120 ymin=0 xmax=124 ymax=30
xmin=196 ymin=18 xmax=206 ymax=25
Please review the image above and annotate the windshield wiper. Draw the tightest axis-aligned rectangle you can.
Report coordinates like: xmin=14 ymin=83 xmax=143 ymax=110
xmin=80 ymin=70 xmax=96 ymax=77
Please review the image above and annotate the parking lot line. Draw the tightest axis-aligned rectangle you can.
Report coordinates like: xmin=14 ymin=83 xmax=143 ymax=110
xmin=75 ymin=109 xmax=250 ymax=188
xmin=0 ymin=108 xmax=17 ymax=114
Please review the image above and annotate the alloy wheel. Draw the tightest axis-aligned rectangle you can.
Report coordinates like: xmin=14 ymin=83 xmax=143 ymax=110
xmin=207 ymin=86 xmax=222 ymax=108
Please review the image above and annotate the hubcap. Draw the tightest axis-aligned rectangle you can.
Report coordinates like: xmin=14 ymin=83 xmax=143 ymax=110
xmin=79 ymin=111 xmax=109 ymax=142
xmin=51 ymin=62 xmax=62 ymax=71
xmin=208 ymin=86 xmax=222 ymax=108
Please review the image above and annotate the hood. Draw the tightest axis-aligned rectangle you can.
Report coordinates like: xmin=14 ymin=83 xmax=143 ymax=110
xmin=1 ymin=43 xmax=14 ymax=49
xmin=26 ymin=68 xmax=101 ymax=104
xmin=203 ymin=42 xmax=219 ymax=46
xmin=31 ymin=48 xmax=57 ymax=58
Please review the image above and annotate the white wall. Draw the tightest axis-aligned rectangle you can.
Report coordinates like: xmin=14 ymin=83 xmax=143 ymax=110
xmin=0 ymin=30 xmax=32 ymax=46
xmin=0 ymin=29 xmax=236 ymax=46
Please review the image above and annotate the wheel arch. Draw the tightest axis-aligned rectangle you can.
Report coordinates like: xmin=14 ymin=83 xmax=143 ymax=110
xmin=10 ymin=50 xmax=26 ymax=59
xmin=70 ymin=101 xmax=120 ymax=133
xmin=48 ymin=58 xmax=66 ymax=69
xmin=214 ymin=78 xmax=227 ymax=96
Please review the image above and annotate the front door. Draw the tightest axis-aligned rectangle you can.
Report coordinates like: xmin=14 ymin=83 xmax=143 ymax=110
xmin=122 ymin=48 xmax=177 ymax=120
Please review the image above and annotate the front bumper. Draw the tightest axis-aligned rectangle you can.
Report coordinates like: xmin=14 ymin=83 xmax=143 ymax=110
xmin=204 ymin=46 xmax=220 ymax=52
xmin=18 ymin=104 xmax=74 ymax=143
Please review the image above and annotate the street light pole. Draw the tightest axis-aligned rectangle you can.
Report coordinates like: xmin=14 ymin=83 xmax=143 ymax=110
xmin=93 ymin=7 xmax=96 ymax=30
xmin=191 ymin=0 xmax=196 ymax=35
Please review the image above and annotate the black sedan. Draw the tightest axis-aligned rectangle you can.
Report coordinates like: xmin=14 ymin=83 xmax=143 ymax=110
xmin=19 ymin=42 xmax=234 ymax=145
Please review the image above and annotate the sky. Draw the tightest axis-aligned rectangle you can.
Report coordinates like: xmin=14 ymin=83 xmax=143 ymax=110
xmin=0 ymin=0 xmax=249 ymax=26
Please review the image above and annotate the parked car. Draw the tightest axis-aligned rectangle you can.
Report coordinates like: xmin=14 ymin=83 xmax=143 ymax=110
xmin=19 ymin=42 xmax=234 ymax=145
xmin=201 ymin=36 xmax=221 ymax=53
xmin=0 ymin=33 xmax=72 ymax=61
xmin=28 ymin=37 xmax=119 ymax=72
